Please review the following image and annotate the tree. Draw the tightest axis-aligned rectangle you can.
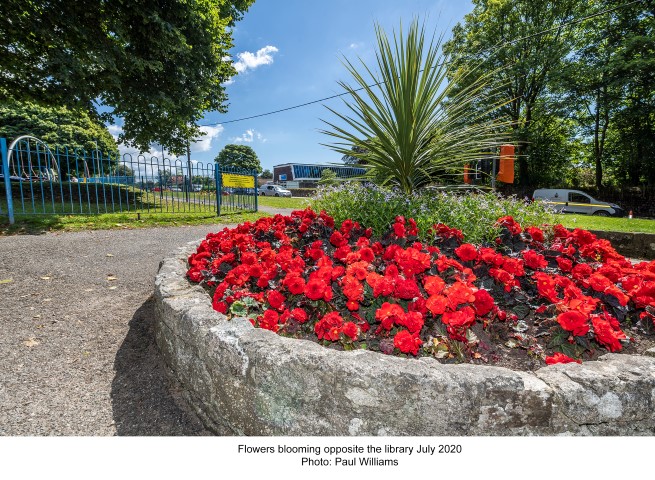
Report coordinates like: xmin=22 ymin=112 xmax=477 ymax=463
xmin=443 ymin=0 xmax=581 ymax=187
xmin=114 ymin=164 xmax=134 ymax=177
xmin=0 ymin=99 xmax=117 ymax=153
xmin=341 ymin=145 xmax=369 ymax=165
xmin=321 ymin=19 xmax=508 ymax=194
xmin=318 ymin=169 xmax=339 ymax=186
xmin=0 ymin=0 xmax=254 ymax=155
xmin=261 ymin=169 xmax=273 ymax=179
xmin=215 ymin=144 xmax=262 ymax=173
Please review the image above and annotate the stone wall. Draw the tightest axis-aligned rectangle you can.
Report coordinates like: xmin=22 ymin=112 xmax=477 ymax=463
xmin=590 ymin=230 xmax=655 ymax=260
xmin=154 ymin=243 xmax=655 ymax=436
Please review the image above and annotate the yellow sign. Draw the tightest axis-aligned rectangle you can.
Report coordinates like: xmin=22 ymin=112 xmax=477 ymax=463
xmin=222 ymin=173 xmax=254 ymax=188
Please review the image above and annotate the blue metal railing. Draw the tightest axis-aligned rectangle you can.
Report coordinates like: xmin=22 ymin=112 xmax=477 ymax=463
xmin=0 ymin=136 xmax=258 ymax=224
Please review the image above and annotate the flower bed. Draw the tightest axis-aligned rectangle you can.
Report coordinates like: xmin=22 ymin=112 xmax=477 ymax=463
xmin=186 ymin=208 xmax=655 ymax=369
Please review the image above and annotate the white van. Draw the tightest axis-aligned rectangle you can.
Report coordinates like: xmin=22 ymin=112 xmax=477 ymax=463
xmin=532 ymin=189 xmax=624 ymax=217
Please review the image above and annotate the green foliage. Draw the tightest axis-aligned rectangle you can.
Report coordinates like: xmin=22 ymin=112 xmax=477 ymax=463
xmin=321 ymin=19 xmax=509 ymax=195
xmin=310 ymin=182 xmax=555 ymax=244
xmin=317 ymin=169 xmax=339 ymax=186
xmin=261 ymin=169 xmax=273 ymax=179
xmin=215 ymin=144 xmax=262 ymax=173
xmin=0 ymin=99 xmax=117 ymax=153
xmin=0 ymin=0 xmax=254 ymax=155
xmin=444 ymin=0 xmax=655 ymax=190
xmin=443 ymin=0 xmax=581 ymax=187
xmin=114 ymin=164 xmax=134 ymax=177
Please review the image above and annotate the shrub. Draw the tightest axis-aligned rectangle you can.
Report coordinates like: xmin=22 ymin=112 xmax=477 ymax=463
xmin=310 ymin=182 xmax=555 ymax=244
xmin=186 ymin=208 xmax=655 ymax=366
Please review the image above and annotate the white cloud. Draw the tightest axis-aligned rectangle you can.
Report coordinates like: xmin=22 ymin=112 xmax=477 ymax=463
xmin=107 ymin=124 xmax=123 ymax=140
xmin=349 ymin=42 xmax=363 ymax=49
xmin=232 ymin=129 xmax=266 ymax=143
xmin=192 ymin=125 xmax=224 ymax=152
xmin=233 ymin=45 xmax=279 ymax=74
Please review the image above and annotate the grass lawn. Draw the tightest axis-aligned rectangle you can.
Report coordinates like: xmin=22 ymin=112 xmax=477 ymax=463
xmin=0 ymin=210 xmax=269 ymax=235
xmin=0 ymin=193 xmax=309 ymax=235
xmin=258 ymin=196 xmax=309 ymax=209
xmin=557 ymin=214 xmax=655 ymax=234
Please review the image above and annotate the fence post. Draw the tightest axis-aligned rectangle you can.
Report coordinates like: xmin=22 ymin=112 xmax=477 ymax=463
xmin=254 ymin=169 xmax=258 ymax=212
xmin=1 ymin=138 xmax=15 ymax=224
xmin=215 ymin=162 xmax=221 ymax=216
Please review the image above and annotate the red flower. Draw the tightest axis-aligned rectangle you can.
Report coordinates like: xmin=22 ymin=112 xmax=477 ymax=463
xmin=396 ymin=311 xmax=424 ymax=334
xmin=556 ymin=256 xmax=573 ymax=273
xmin=393 ymin=221 xmax=406 ymax=237
xmin=454 ymin=243 xmax=478 ymax=262
xmin=339 ymin=273 xmax=361 ymax=297
xmin=426 ymin=295 xmax=448 ymax=315
xmin=259 ymin=310 xmax=280 ymax=332
xmin=290 ymin=308 xmax=308 ymax=324
xmin=589 ymin=273 xmax=612 ymax=293
xmin=394 ymin=277 xmax=420 ymax=300
xmin=423 ymin=276 xmax=445 ymax=296
xmin=473 ymin=289 xmax=495 ymax=316
xmin=305 ymin=278 xmax=328 ymax=301
xmin=283 ymin=274 xmax=306 ymax=295
xmin=442 ymin=306 xmax=476 ymax=329
xmin=329 ymin=231 xmax=347 ymax=247
xmin=375 ymin=302 xmax=405 ymax=331
xmin=212 ymin=300 xmax=228 ymax=314
xmin=359 ymin=247 xmax=375 ymax=263
xmin=393 ymin=330 xmax=422 ymax=355
xmin=545 ymin=352 xmax=581 ymax=365
xmin=267 ymin=290 xmax=286 ymax=310
xmin=342 ymin=321 xmax=359 ymax=340
xmin=591 ymin=314 xmax=626 ymax=352
xmin=502 ymin=258 xmax=525 ymax=277
xmin=522 ymin=250 xmax=548 ymax=270
xmin=526 ymin=226 xmax=545 ymax=243
xmin=496 ymin=216 xmax=522 ymax=235
xmin=556 ymin=310 xmax=590 ymax=336
xmin=314 ymin=312 xmax=343 ymax=341
xmin=187 ymin=268 xmax=203 ymax=283
xmin=445 ymin=281 xmax=476 ymax=310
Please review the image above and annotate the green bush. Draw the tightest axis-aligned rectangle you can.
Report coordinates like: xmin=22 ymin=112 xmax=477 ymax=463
xmin=310 ymin=182 xmax=556 ymax=244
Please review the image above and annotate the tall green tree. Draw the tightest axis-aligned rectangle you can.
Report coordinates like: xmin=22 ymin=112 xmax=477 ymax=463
xmin=605 ymin=1 xmax=655 ymax=186
xmin=443 ymin=0 xmax=581 ymax=187
xmin=0 ymin=99 xmax=117 ymax=153
xmin=321 ymin=19 xmax=509 ymax=194
xmin=0 ymin=0 xmax=253 ymax=155
xmin=215 ymin=144 xmax=262 ymax=173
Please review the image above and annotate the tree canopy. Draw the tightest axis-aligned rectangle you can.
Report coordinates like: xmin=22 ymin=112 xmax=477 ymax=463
xmin=0 ymin=99 xmax=117 ymax=153
xmin=215 ymin=144 xmax=262 ymax=173
xmin=443 ymin=0 xmax=654 ymax=189
xmin=0 ymin=0 xmax=254 ymax=155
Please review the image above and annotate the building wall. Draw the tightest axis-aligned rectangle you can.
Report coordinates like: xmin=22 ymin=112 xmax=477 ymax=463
xmin=273 ymin=165 xmax=293 ymax=183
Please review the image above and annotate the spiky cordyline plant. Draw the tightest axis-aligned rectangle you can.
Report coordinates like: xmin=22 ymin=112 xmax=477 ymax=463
xmin=320 ymin=19 xmax=511 ymax=195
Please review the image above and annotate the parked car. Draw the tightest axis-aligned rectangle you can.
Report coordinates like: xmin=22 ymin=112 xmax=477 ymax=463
xmin=170 ymin=186 xmax=183 ymax=192
xmin=532 ymin=189 xmax=624 ymax=217
xmin=258 ymin=184 xmax=292 ymax=197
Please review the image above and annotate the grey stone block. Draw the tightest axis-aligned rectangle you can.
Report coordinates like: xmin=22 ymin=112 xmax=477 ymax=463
xmin=154 ymin=243 xmax=655 ymax=435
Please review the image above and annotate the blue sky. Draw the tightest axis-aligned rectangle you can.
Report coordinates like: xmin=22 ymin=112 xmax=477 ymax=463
xmin=112 ymin=0 xmax=474 ymax=171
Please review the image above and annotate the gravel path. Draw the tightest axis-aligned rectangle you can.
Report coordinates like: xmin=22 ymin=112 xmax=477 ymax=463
xmin=0 ymin=208 xmax=293 ymax=436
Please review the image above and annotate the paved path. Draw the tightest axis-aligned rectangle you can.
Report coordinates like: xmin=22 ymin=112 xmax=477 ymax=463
xmin=0 ymin=224 xmax=252 ymax=436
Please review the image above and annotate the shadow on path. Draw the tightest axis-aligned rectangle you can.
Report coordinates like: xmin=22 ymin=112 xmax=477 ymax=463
xmin=110 ymin=296 xmax=210 ymax=435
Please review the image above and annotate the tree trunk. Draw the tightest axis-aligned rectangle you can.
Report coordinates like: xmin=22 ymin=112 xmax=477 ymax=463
xmin=519 ymin=105 xmax=531 ymax=187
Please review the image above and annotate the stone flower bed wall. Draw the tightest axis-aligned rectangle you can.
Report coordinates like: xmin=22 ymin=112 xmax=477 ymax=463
xmin=154 ymin=242 xmax=655 ymax=436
